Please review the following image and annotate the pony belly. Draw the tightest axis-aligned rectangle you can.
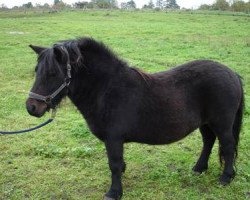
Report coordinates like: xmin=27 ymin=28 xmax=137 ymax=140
xmin=125 ymin=130 xmax=191 ymax=145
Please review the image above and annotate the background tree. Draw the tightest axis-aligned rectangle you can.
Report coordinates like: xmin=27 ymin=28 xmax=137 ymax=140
xmin=35 ymin=3 xmax=42 ymax=8
xmin=86 ymin=0 xmax=117 ymax=9
xmin=148 ymin=0 xmax=155 ymax=9
xmin=74 ymin=1 xmax=89 ymax=9
xmin=143 ymin=0 xmax=155 ymax=9
xmin=34 ymin=3 xmax=52 ymax=10
xmin=246 ymin=1 xmax=250 ymax=12
xmin=43 ymin=3 xmax=50 ymax=9
xmin=0 ymin=3 xmax=8 ymax=10
xmin=54 ymin=0 xmax=60 ymax=5
xmin=199 ymin=4 xmax=212 ymax=10
xmin=53 ymin=0 xmax=67 ymax=10
xmin=156 ymin=0 xmax=164 ymax=9
xmin=121 ymin=2 xmax=127 ymax=9
xmin=127 ymin=0 xmax=136 ymax=9
xmin=96 ymin=0 xmax=109 ymax=8
xmin=212 ymin=0 xmax=230 ymax=10
xmin=164 ymin=0 xmax=180 ymax=9
xmin=110 ymin=0 xmax=118 ymax=8
xmin=121 ymin=0 xmax=136 ymax=9
xmin=231 ymin=0 xmax=248 ymax=12
xmin=22 ymin=2 xmax=33 ymax=8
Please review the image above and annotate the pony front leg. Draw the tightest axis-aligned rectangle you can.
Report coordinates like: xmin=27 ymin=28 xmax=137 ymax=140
xmin=104 ymin=140 xmax=124 ymax=200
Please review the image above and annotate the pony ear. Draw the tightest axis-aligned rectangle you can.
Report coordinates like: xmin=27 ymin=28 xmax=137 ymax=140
xmin=29 ymin=45 xmax=46 ymax=55
xmin=53 ymin=46 xmax=67 ymax=64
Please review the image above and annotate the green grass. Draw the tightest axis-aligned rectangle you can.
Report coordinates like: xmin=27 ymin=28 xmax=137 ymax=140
xmin=0 ymin=10 xmax=250 ymax=200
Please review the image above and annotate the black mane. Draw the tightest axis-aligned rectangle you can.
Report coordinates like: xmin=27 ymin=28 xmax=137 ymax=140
xmin=61 ymin=37 xmax=128 ymax=73
xmin=36 ymin=37 xmax=152 ymax=86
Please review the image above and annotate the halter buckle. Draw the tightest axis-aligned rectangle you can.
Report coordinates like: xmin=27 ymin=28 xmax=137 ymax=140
xmin=45 ymin=96 xmax=52 ymax=104
xmin=67 ymin=64 xmax=72 ymax=78
xmin=65 ymin=78 xmax=71 ymax=86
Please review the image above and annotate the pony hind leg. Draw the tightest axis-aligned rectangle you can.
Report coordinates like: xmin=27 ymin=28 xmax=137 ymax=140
xmin=217 ymin=130 xmax=236 ymax=185
xmin=193 ymin=125 xmax=216 ymax=174
xmin=210 ymin=122 xmax=236 ymax=185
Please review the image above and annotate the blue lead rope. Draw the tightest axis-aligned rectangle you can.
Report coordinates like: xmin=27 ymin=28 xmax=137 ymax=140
xmin=0 ymin=118 xmax=53 ymax=135
xmin=0 ymin=110 xmax=56 ymax=135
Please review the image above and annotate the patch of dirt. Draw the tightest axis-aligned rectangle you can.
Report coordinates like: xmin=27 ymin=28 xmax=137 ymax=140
xmin=8 ymin=31 xmax=27 ymax=35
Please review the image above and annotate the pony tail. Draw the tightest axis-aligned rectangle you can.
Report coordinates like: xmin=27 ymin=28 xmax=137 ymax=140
xmin=219 ymin=75 xmax=244 ymax=168
xmin=219 ymin=75 xmax=244 ymax=167
xmin=232 ymin=76 xmax=244 ymax=162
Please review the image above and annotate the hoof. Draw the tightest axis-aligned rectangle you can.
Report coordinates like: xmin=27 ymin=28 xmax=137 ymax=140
xmin=192 ymin=165 xmax=207 ymax=174
xmin=192 ymin=170 xmax=202 ymax=176
xmin=104 ymin=195 xmax=118 ymax=200
xmin=219 ymin=178 xmax=230 ymax=186
xmin=219 ymin=174 xmax=234 ymax=186
xmin=104 ymin=190 xmax=121 ymax=200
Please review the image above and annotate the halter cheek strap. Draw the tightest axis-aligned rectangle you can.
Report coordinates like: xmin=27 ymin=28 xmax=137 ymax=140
xmin=29 ymin=46 xmax=72 ymax=105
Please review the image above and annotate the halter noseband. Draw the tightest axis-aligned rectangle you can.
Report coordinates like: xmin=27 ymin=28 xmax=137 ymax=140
xmin=29 ymin=46 xmax=72 ymax=106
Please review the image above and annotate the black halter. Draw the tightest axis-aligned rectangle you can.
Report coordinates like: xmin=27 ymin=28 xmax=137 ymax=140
xmin=29 ymin=46 xmax=72 ymax=106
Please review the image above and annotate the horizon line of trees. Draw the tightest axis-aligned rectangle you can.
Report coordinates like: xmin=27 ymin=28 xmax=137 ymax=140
xmin=0 ymin=0 xmax=181 ymax=10
xmin=143 ymin=0 xmax=180 ymax=10
xmin=199 ymin=0 xmax=250 ymax=13
xmin=0 ymin=0 xmax=135 ymax=10
xmin=1 ymin=0 xmax=249 ymax=13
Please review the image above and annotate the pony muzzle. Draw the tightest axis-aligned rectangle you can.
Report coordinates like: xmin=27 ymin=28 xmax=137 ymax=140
xmin=26 ymin=98 xmax=48 ymax=118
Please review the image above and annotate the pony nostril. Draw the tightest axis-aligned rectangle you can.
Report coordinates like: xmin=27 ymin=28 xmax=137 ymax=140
xmin=27 ymin=103 xmax=36 ymax=114
xmin=31 ymin=105 xmax=36 ymax=113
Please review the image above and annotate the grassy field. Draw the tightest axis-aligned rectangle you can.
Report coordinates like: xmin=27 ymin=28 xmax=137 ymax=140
xmin=0 ymin=10 xmax=249 ymax=200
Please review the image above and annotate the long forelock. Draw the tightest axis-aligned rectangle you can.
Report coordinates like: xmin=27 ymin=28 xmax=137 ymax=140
xmin=37 ymin=48 xmax=62 ymax=77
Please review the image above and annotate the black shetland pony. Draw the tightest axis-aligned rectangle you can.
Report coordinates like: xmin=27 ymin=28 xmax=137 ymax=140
xmin=26 ymin=38 xmax=244 ymax=200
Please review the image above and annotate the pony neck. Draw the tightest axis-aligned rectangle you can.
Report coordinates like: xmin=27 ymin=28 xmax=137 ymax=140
xmin=67 ymin=48 xmax=127 ymax=116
